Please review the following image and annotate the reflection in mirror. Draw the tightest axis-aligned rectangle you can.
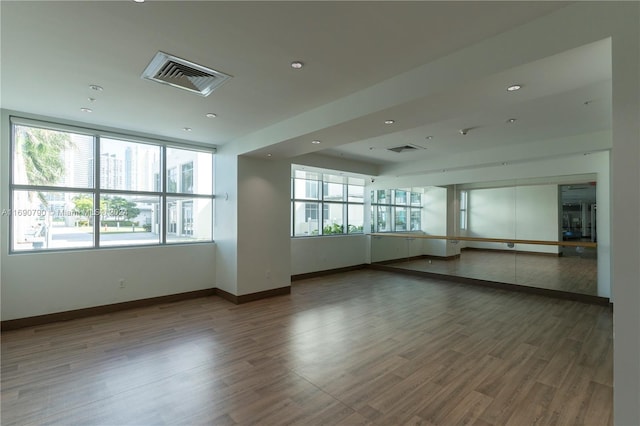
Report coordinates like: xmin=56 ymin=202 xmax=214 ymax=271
xmin=372 ymin=174 xmax=599 ymax=297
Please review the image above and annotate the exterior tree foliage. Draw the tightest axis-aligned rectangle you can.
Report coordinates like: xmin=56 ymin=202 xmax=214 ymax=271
xmin=103 ymin=196 xmax=140 ymax=225
xmin=72 ymin=195 xmax=95 ymax=225
xmin=15 ymin=126 xmax=72 ymax=204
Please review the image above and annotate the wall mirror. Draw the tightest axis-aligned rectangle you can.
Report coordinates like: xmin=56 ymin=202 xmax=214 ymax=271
xmin=370 ymin=173 xmax=601 ymax=298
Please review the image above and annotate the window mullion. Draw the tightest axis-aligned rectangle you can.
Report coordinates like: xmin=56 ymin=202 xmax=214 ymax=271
xmin=319 ymin=178 xmax=324 ymax=236
xmin=342 ymin=183 xmax=346 ymax=234
xmin=161 ymin=145 xmax=167 ymax=244
xmin=94 ymin=136 xmax=101 ymax=248
xmin=291 ymin=178 xmax=295 ymax=237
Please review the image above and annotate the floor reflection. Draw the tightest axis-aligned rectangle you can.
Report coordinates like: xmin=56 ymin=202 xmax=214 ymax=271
xmin=383 ymin=248 xmax=597 ymax=296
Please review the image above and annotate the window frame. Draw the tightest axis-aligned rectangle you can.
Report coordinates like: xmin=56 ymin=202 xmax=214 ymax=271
xmin=8 ymin=116 xmax=215 ymax=254
xmin=291 ymin=167 xmax=365 ymax=237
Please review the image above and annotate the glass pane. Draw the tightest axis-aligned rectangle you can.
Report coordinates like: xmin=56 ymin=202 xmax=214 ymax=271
xmin=348 ymin=204 xmax=364 ymax=233
xmin=181 ymin=162 xmax=193 ymax=193
xmin=324 ymin=173 xmax=346 ymax=184
xmin=348 ymin=185 xmax=364 ymax=203
xmin=99 ymin=194 xmax=160 ymax=247
xmin=394 ymin=190 xmax=408 ymax=205
xmin=166 ymin=147 xmax=213 ymax=195
xmin=166 ymin=197 xmax=212 ymax=243
xmin=294 ymin=202 xmax=320 ymax=236
xmin=294 ymin=169 xmax=320 ymax=180
xmin=100 ymin=138 xmax=160 ymax=192
xmin=323 ymin=203 xmax=344 ymax=234
xmin=377 ymin=205 xmax=391 ymax=232
xmin=168 ymin=168 xmax=178 ymax=193
xmin=395 ymin=207 xmax=408 ymax=231
xmin=370 ymin=206 xmax=376 ymax=232
xmin=294 ymin=179 xmax=319 ymax=200
xmin=13 ymin=125 xmax=94 ymax=188
xmin=12 ymin=190 xmax=94 ymax=251
xmin=460 ymin=191 xmax=468 ymax=209
xmin=323 ymin=182 xmax=345 ymax=201
xmin=410 ymin=192 xmax=422 ymax=206
xmin=376 ymin=189 xmax=391 ymax=204
xmin=410 ymin=209 xmax=421 ymax=231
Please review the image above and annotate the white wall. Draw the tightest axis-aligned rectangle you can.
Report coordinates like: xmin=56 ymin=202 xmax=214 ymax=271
xmin=466 ymin=184 xmax=559 ymax=254
xmin=0 ymin=245 xmax=215 ymax=321
xmin=236 ymin=156 xmax=291 ymax=295
xmin=609 ymin=5 xmax=640 ymax=422
xmin=291 ymin=235 xmax=368 ymax=275
xmin=213 ymin=150 xmax=238 ymax=295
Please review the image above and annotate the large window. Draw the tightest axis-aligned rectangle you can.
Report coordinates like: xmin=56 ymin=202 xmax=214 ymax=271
xmin=291 ymin=167 xmax=365 ymax=237
xmin=370 ymin=189 xmax=422 ymax=232
xmin=9 ymin=118 xmax=214 ymax=252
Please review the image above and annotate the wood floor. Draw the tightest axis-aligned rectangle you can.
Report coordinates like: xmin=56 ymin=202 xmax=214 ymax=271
xmin=386 ymin=249 xmax=598 ymax=296
xmin=1 ymin=270 xmax=612 ymax=425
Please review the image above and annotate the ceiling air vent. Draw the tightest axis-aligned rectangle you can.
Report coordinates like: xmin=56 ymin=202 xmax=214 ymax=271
xmin=387 ymin=144 xmax=425 ymax=153
xmin=141 ymin=51 xmax=232 ymax=97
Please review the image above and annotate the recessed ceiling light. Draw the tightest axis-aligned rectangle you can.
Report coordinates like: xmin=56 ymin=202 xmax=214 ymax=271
xmin=311 ymin=140 xmax=321 ymax=144
xmin=88 ymin=97 xmax=96 ymax=102
xmin=89 ymin=84 xmax=103 ymax=91
xmin=290 ymin=61 xmax=304 ymax=69
xmin=506 ymin=118 xmax=517 ymax=123
xmin=80 ymin=107 xmax=92 ymax=113
xmin=507 ymin=84 xmax=522 ymax=92
xmin=205 ymin=113 xmax=217 ymax=118
xmin=183 ymin=127 xmax=192 ymax=132
xmin=425 ymin=136 xmax=433 ymax=140
xmin=267 ymin=153 xmax=272 ymax=157
xmin=134 ymin=0 xmax=145 ymax=2
xmin=384 ymin=119 xmax=395 ymax=125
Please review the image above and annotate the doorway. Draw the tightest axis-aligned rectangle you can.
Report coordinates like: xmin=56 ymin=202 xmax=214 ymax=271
xmin=560 ymin=182 xmax=597 ymax=257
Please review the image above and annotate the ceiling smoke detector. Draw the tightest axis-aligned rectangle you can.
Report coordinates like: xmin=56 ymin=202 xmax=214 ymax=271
xmin=141 ymin=51 xmax=232 ymax=97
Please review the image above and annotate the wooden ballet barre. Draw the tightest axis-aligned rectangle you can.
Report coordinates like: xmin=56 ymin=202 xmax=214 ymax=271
xmin=369 ymin=233 xmax=597 ymax=248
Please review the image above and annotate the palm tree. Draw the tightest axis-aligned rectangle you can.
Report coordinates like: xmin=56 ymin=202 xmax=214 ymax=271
xmin=14 ymin=126 xmax=72 ymax=204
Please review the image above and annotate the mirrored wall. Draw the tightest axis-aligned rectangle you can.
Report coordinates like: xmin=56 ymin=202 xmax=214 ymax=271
xmin=370 ymin=174 xmax=601 ymax=297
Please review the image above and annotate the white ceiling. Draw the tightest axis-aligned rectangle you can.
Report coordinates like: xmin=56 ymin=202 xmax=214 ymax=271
xmin=1 ymin=1 xmax=611 ymax=175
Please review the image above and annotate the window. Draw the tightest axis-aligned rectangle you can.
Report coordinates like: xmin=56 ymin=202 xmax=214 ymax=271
xmin=410 ymin=209 xmax=421 ymax=231
xmin=460 ymin=190 xmax=468 ymax=230
xmin=291 ymin=167 xmax=365 ymax=236
xmin=371 ymin=189 xmax=422 ymax=232
xmin=9 ymin=118 xmax=214 ymax=252
xmin=395 ymin=207 xmax=407 ymax=231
